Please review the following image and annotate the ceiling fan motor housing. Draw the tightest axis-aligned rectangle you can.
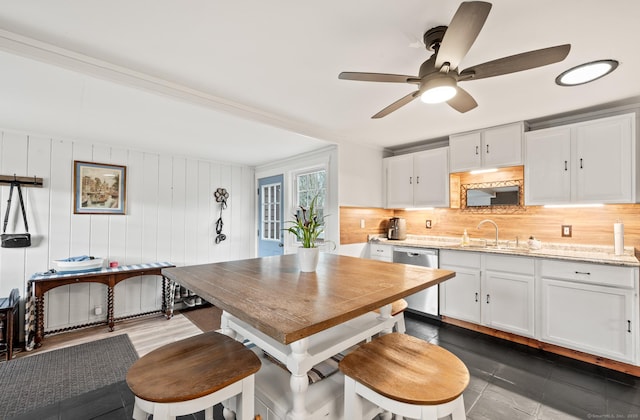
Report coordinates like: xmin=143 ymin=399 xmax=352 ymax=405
xmin=423 ymin=26 xmax=447 ymax=52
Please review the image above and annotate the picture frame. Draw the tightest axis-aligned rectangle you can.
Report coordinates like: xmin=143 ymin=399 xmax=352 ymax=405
xmin=74 ymin=161 xmax=127 ymax=215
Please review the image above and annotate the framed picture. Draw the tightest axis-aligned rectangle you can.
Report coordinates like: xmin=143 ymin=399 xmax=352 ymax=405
xmin=74 ymin=161 xmax=127 ymax=215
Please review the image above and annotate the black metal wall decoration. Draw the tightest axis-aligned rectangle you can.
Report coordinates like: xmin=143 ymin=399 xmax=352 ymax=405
xmin=214 ymin=188 xmax=229 ymax=244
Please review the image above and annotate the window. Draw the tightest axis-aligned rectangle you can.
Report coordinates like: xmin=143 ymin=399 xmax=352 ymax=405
xmin=294 ymin=169 xmax=327 ymax=240
xmin=296 ymin=169 xmax=326 ymax=210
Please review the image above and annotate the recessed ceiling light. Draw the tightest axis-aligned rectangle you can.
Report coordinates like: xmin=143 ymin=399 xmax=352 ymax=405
xmin=555 ymin=59 xmax=619 ymax=86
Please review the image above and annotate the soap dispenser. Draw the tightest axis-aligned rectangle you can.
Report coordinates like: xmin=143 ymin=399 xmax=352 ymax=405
xmin=461 ymin=229 xmax=470 ymax=247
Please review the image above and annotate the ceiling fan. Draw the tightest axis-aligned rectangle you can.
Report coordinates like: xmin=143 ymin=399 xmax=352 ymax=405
xmin=339 ymin=1 xmax=571 ymax=118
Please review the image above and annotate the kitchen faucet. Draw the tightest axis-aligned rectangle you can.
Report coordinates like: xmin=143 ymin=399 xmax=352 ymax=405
xmin=477 ymin=219 xmax=499 ymax=247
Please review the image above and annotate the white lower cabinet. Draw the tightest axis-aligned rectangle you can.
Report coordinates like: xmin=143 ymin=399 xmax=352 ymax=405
xmin=539 ymin=260 xmax=638 ymax=364
xmin=483 ymin=261 xmax=535 ymax=337
xmin=369 ymin=243 xmax=392 ymax=262
xmin=440 ymin=250 xmax=482 ymax=324
xmin=440 ymin=250 xmax=535 ymax=338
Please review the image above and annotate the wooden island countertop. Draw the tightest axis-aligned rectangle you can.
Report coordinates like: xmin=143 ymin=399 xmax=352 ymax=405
xmin=162 ymin=253 xmax=454 ymax=345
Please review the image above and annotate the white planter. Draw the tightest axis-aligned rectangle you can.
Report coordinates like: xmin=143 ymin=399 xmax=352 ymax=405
xmin=298 ymin=247 xmax=320 ymax=272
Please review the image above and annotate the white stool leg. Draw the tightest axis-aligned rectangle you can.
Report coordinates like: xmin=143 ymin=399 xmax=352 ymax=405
xmin=419 ymin=404 xmax=438 ymax=420
xmin=450 ymin=395 xmax=466 ymax=420
xmin=132 ymin=400 xmax=148 ymax=420
xmin=204 ymin=406 xmax=214 ymax=420
xmin=239 ymin=375 xmax=255 ymax=420
xmin=151 ymin=403 xmax=175 ymax=420
xmin=344 ymin=376 xmax=364 ymax=420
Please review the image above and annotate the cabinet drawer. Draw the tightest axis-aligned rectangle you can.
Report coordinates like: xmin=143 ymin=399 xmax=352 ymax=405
xmin=440 ymin=250 xmax=481 ymax=268
xmin=370 ymin=244 xmax=392 ymax=259
xmin=485 ymin=254 xmax=534 ymax=275
xmin=540 ymin=259 xmax=636 ymax=288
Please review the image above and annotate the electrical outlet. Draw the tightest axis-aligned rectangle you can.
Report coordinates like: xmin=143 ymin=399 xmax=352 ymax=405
xmin=562 ymin=225 xmax=572 ymax=237
xmin=425 ymin=220 xmax=432 ymax=229
xmin=360 ymin=219 xmax=365 ymax=229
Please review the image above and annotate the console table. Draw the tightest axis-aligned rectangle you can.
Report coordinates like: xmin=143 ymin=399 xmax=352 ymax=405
xmin=27 ymin=262 xmax=175 ymax=349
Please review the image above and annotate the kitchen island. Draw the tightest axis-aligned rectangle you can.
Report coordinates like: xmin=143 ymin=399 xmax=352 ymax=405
xmin=162 ymin=253 xmax=454 ymax=420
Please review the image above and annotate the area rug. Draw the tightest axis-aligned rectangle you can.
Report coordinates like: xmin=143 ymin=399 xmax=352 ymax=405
xmin=182 ymin=304 xmax=222 ymax=332
xmin=0 ymin=334 xmax=138 ymax=419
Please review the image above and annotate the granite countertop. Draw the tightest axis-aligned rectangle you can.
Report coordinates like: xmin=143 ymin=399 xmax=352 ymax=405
xmin=370 ymin=235 xmax=640 ymax=267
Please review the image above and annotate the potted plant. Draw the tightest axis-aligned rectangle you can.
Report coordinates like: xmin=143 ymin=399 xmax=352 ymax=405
xmin=285 ymin=195 xmax=329 ymax=272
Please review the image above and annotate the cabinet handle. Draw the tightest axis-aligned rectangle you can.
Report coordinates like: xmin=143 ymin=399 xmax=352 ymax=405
xmin=475 ymin=145 xmax=479 ymax=155
xmin=580 ymin=158 xmax=583 ymax=169
xmin=628 ymin=320 xmax=632 ymax=333
xmin=416 ymin=176 xmax=420 ymax=184
xmin=474 ymin=292 xmax=478 ymax=302
xmin=564 ymin=160 xmax=568 ymax=171
xmin=486 ymin=294 xmax=490 ymax=304
xmin=486 ymin=144 xmax=490 ymax=154
xmin=409 ymin=176 xmax=412 ymax=185
xmin=575 ymin=271 xmax=591 ymax=275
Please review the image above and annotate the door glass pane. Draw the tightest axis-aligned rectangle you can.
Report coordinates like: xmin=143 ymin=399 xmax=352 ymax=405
xmin=261 ymin=183 xmax=281 ymax=241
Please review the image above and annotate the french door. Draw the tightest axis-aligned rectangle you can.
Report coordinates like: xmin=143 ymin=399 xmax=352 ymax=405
xmin=257 ymin=175 xmax=284 ymax=257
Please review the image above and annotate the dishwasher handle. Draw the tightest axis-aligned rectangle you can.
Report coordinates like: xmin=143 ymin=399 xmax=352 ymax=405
xmin=393 ymin=247 xmax=438 ymax=256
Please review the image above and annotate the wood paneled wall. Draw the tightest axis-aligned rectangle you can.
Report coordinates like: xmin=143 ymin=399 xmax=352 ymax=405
xmin=0 ymin=130 xmax=255 ymax=332
xmin=340 ymin=207 xmax=394 ymax=244
xmin=341 ymin=165 xmax=640 ymax=249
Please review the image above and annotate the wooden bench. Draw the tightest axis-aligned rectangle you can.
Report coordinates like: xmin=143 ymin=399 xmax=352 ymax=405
xmin=126 ymin=331 xmax=261 ymax=420
xmin=339 ymin=332 xmax=469 ymax=420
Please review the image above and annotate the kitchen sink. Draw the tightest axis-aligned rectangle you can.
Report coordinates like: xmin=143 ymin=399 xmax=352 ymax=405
xmin=454 ymin=243 xmax=530 ymax=254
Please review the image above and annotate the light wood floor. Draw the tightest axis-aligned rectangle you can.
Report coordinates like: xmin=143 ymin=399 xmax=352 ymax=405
xmin=13 ymin=312 xmax=204 ymax=359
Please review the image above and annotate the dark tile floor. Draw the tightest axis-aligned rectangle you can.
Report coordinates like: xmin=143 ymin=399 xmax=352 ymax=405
xmin=10 ymin=315 xmax=640 ymax=419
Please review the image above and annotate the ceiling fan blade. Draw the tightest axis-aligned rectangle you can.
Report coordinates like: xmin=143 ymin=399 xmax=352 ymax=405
xmin=459 ymin=44 xmax=571 ymax=80
xmin=447 ymin=86 xmax=478 ymax=113
xmin=339 ymin=72 xmax=418 ymax=83
xmin=372 ymin=91 xmax=421 ymax=119
xmin=436 ymin=1 xmax=492 ymax=70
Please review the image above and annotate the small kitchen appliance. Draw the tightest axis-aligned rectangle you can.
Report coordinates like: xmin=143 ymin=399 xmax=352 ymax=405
xmin=387 ymin=217 xmax=407 ymax=240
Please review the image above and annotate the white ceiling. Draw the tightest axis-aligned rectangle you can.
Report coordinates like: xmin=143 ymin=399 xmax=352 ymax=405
xmin=0 ymin=1 xmax=638 ymax=166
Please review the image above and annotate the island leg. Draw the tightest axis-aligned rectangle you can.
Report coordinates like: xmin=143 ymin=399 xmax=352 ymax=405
xmin=286 ymin=338 xmax=310 ymax=420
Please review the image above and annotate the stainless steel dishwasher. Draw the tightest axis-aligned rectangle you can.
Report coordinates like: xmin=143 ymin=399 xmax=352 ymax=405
xmin=392 ymin=247 xmax=439 ymax=318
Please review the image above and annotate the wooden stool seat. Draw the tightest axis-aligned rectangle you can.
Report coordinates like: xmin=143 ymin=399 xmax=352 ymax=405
xmin=126 ymin=331 xmax=261 ymax=419
xmin=340 ymin=333 xmax=469 ymax=419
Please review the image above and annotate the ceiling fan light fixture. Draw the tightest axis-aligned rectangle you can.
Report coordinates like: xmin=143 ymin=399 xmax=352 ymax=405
xmin=555 ymin=59 xmax=619 ymax=86
xmin=420 ymin=75 xmax=457 ymax=104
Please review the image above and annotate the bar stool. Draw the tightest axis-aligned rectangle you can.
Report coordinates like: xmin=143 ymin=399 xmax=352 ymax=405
xmin=339 ymin=333 xmax=469 ymax=420
xmin=126 ymin=331 xmax=261 ymax=420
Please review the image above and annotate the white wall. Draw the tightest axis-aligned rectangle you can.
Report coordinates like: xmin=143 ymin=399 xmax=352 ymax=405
xmin=338 ymin=141 xmax=385 ymax=207
xmin=0 ymin=130 xmax=255 ymax=332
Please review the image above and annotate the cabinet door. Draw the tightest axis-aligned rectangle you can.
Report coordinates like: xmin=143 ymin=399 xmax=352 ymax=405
xmin=524 ymin=127 xmax=571 ymax=205
xmin=483 ymin=123 xmax=523 ymax=168
xmin=574 ymin=114 xmax=634 ymax=203
xmin=483 ymin=270 xmax=534 ymax=337
xmin=369 ymin=244 xmax=392 ymax=262
xmin=541 ymin=278 xmax=634 ymax=363
xmin=413 ymin=148 xmax=450 ymax=207
xmin=440 ymin=266 xmax=481 ymax=324
xmin=384 ymin=154 xmax=414 ymax=208
xmin=449 ymin=132 xmax=481 ymax=172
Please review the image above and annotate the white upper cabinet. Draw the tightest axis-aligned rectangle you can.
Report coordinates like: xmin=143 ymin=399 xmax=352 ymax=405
xmin=525 ymin=113 xmax=636 ymax=205
xmin=449 ymin=122 xmax=525 ymax=172
xmin=383 ymin=147 xmax=449 ymax=208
